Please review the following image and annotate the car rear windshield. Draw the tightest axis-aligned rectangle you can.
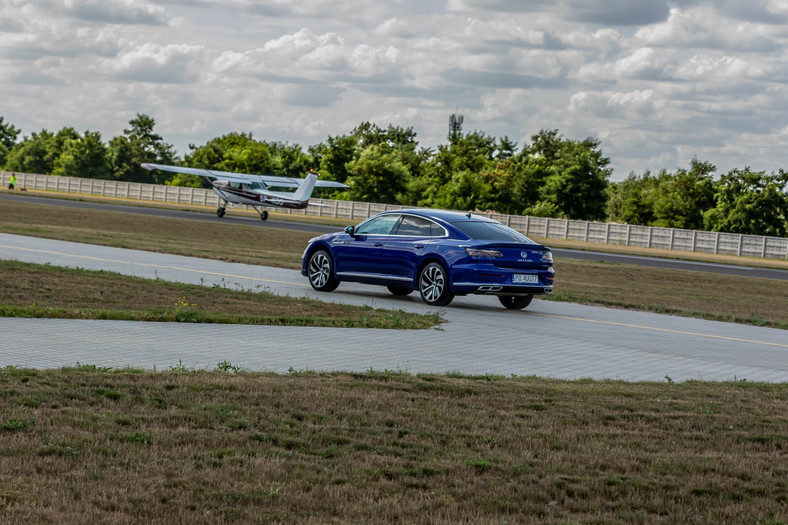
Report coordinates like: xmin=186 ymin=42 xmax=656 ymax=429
xmin=452 ymin=220 xmax=535 ymax=243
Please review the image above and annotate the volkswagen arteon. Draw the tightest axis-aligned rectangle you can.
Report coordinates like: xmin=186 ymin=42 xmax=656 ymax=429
xmin=301 ymin=209 xmax=554 ymax=309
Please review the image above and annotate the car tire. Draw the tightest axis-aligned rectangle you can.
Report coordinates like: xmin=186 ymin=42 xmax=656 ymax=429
xmin=387 ymin=286 xmax=413 ymax=296
xmin=498 ymin=294 xmax=533 ymax=310
xmin=419 ymin=262 xmax=454 ymax=307
xmin=307 ymin=249 xmax=339 ymax=292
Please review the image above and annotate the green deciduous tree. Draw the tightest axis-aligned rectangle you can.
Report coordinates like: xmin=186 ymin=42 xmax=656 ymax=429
xmin=187 ymin=132 xmax=271 ymax=173
xmin=52 ymin=131 xmax=111 ymax=179
xmin=0 ymin=116 xmax=20 ymax=167
xmin=520 ymin=130 xmax=611 ymax=220
xmin=5 ymin=128 xmax=79 ymax=175
xmin=309 ymin=134 xmax=357 ymax=184
xmin=651 ymin=158 xmax=716 ymax=230
xmin=107 ymin=114 xmax=176 ymax=184
xmin=607 ymin=171 xmax=659 ymax=225
xmin=410 ymin=131 xmax=498 ymax=210
xmin=340 ymin=144 xmax=411 ymax=204
xmin=268 ymin=141 xmax=314 ymax=178
xmin=703 ymin=168 xmax=788 ymax=237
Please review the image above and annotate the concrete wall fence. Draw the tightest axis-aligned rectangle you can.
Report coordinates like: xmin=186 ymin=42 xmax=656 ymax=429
xmin=4 ymin=170 xmax=787 ymax=261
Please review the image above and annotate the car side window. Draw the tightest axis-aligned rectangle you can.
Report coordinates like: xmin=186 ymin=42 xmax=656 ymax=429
xmin=356 ymin=214 xmax=401 ymax=235
xmin=393 ymin=215 xmax=432 ymax=236
xmin=430 ymin=222 xmax=447 ymax=237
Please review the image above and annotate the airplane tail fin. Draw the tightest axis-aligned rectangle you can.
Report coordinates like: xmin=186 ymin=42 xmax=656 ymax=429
xmin=293 ymin=170 xmax=320 ymax=202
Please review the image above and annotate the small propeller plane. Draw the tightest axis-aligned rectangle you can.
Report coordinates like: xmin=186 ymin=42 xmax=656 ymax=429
xmin=141 ymin=163 xmax=347 ymax=220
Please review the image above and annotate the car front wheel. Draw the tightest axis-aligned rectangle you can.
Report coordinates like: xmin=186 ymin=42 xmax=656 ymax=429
xmin=307 ymin=249 xmax=339 ymax=292
xmin=498 ymin=294 xmax=533 ymax=310
xmin=419 ymin=262 xmax=454 ymax=307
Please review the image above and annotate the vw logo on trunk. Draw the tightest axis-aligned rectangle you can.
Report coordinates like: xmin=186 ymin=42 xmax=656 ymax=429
xmin=520 ymin=251 xmax=529 ymax=259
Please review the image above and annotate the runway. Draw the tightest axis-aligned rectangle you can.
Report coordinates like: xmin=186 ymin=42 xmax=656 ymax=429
xmin=1 ymin=233 xmax=786 ymax=382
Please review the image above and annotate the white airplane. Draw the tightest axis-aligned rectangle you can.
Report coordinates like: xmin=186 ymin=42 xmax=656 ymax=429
xmin=141 ymin=163 xmax=347 ymax=220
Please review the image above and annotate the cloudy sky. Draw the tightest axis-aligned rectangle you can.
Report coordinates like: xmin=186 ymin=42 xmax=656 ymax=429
xmin=2 ymin=0 xmax=788 ymax=179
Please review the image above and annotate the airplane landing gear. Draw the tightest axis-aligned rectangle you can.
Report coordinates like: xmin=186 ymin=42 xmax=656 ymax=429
xmin=260 ymin=210 xmax=269 ymax=221
xmin=217 ymin=207 xmax=226 ymax=218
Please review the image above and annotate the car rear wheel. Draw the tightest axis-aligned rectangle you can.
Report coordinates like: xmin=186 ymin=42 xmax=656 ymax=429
xmin=498 ymin=294 xmax=533 ymax=310
xmin=387 ymin=286 xmax=413 ymax=296
xmin=419 ymin=262 xmax=454 ymax=307
xmin=307 ymin=249 xmax=339 ymax=292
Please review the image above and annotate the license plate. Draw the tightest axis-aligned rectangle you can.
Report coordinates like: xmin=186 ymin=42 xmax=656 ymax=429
xmin=512 ymin=274 xmax=539 ymax=284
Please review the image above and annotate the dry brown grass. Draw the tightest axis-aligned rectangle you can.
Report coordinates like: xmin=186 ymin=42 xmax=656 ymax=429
xmin=0 ymin=197 xmax=313 ymax=268
xmin=0 ymin=368 xmax=785 ymax=524
xmin=532 ymin=236 xmax=788 ymax=271
xmin=550 ymin=259 xmax=788 ymax=328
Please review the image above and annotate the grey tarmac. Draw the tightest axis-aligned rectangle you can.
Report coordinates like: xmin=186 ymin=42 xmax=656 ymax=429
xmin=1 ymin=232 xmax=786 ymax=382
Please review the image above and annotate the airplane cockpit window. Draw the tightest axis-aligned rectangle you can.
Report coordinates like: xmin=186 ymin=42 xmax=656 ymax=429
xmin=229 ymin=182 xmax=241 ymax=189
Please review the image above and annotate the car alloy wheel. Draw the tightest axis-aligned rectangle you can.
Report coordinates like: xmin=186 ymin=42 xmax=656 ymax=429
xmin=419 ymin=262 xmax=454 ymax=306
xmin=308 ymin=249 xmax=339 ymax=292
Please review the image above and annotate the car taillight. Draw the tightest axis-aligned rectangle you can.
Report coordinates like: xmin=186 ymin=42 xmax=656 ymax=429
xmin=541 ymin=251 xmax=553 ymax=263
xmin=465 ymin=248 xmax=503 ymax=258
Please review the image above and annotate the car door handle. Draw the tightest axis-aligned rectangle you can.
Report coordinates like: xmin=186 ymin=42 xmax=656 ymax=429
xmin=374 ymin=243 xmax=384 ymax=247
xmin=414 ymin=245 xmax=425 ymax=249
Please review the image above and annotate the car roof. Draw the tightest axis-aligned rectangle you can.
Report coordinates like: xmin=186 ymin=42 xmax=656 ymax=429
xmin=381 ymin=208 xmax=496 ymax=224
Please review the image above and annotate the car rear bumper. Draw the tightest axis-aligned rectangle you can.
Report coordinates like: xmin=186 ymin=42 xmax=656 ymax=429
xmin=453 ymin=282 xmax=553 ymax=296
xmin=450 ymin=264 xmax=553 ymax=296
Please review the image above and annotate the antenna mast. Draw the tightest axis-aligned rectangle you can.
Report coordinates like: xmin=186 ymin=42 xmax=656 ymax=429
xmin=448 ymin=112 xmax=464 ymax=141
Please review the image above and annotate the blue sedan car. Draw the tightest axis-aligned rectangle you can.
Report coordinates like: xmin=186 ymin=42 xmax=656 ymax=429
xmin=301 ymin=209 xmax=554 ymax=309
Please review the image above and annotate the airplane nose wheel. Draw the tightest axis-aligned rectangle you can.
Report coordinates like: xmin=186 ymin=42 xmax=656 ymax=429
xmin=216 ymin=207 xmax=226 ymax=218
xmin=260 ymin=210 xmax=269 ymax=221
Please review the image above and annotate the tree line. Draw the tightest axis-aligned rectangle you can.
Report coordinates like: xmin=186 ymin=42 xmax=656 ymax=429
xmin=1 ymin=114 xmax=786 ymax=237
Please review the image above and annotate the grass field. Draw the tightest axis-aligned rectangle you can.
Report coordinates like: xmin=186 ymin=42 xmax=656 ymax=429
xmin=1 ymin=193 xmax=787 ymax=523
xmin=1 ymin=197 xmax=787 ymax=329
xmin=1 ymin=367 xmax=786 ymax=524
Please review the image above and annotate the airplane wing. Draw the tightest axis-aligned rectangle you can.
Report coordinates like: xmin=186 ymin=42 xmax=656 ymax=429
xmin=141 ymin=163 xmax=347 ymax=189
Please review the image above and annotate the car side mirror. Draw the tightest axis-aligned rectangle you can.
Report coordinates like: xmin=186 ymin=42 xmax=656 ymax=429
xmin=344 ymin=225 xmax=356 ymax=237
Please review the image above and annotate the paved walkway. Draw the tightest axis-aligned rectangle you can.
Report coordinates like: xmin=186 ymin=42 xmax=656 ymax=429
xmin=1 ymin=233 xmax=787 ymax=382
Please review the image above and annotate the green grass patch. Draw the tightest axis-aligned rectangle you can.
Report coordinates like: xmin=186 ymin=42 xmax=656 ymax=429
xmin=0 ymin=259 xmax=442 ymax=329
